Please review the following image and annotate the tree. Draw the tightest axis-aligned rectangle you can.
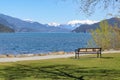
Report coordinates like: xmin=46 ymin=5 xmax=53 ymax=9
xmin=89 ymin=20 xmax=120 ymax=50
xmin=77 ymin=0 xmax=120 ymax=15
xmin=62 ymin=0 xmax=120 ymax=49
xmin=74 ymin=0 xmax=120 ymax=50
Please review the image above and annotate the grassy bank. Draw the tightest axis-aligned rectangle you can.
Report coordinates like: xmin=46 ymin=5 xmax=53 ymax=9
xmin=0 ymin=53 xmax=120 ymax=80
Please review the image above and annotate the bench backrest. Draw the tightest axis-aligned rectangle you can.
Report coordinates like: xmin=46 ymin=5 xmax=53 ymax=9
xmin=77 ymin=48 xmax=101 ymax=52
xmin=75 ymin=48 xmax=102 ymax=58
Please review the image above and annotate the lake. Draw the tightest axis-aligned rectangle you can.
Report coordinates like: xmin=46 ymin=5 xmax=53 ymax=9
xmin=0 ymin=32 xmax=92 ymax=54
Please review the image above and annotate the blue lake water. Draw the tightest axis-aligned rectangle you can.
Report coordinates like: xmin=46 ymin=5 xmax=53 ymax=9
xmin=0 ymin=32 xmax=92 ymax=54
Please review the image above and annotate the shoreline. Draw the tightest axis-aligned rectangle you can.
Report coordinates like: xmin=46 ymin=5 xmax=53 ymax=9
xmin=0 ymin=51 xmax=74 ymax=58
xmin=0 ymin=50 xmax=120 ymax=62
xmin=0 ymin=54 xmax=75 ymax=62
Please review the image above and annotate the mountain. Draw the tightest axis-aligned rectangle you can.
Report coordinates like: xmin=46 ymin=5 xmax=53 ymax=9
xmin=72 ymin=17 xmax=120 ymax=33
xmin=0 ymin=13 xmax=100 ymax=32
xmin=0 ymin=14 xmax=70 ymax=32
xmin=46 ymin=23 xmax=79 ymax=30
xmin=47 ymin=20 xmax=98 ymax=30
xmin=0 ymin=23 xmax=14 ymax=32
xmin=0 ymin=17 xmax=14 ymax=32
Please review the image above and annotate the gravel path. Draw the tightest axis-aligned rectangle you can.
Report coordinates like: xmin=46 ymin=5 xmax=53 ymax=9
xmin=0 ymin=50 xmax=120 ymax=62
xmin=0 ymin=54 xmax=75 ymax=62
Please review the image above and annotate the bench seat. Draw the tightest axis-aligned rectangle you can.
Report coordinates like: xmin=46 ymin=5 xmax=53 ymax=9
xmin=77 ymin=52 xmax=100 ymax=54
xmin=75 ymin=48 xmax=102 ymax=58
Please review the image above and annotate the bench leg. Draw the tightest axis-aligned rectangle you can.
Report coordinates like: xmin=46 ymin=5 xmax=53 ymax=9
xmin=97 ymin=52 xmax=102 ymax=58
xmin=100 ymin=53 xmax=102 ymax=58
xmin=97 ymin=53 xmax=99 ymax=58
xmin=78 ymin=53 xmax=79 ymax=59
xmin=75 ymin=53 xmax=79 ymax=59
xmin=97 ymin=53 xmax=102 ymax=58
xmin=75 ymin=53 xmax=77 ymax=59
xmin=75 ymin=53 xmax=78 ymax=59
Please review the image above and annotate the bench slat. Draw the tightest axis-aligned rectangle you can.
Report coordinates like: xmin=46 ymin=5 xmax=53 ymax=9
xmin=75 ymin=48 xmax=102 ymax=58
xmin=79 ymin=52 xmax=99 ymax=54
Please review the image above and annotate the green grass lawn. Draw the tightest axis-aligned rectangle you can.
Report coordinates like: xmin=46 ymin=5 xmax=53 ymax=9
xmin=0 ymin=53 xmax=120 ymax=80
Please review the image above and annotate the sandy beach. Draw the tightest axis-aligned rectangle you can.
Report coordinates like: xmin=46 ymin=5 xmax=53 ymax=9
xmin=0 ymin=50 xmax=120 ymax=62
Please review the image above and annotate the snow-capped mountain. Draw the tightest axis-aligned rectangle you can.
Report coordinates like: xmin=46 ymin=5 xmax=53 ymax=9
xmin=0 ymin=13 xmax=70 ymax=32
xmin=47 ymin=22 xmax=60 ymax=27
xmin=0 ymin=13 xmax=98 ymax=32
xmin=72 ymin=17 xmax=120 ymax=33
xmin=47 ymin=20 xmax=98 ymax=30
xmin=23 ymin=19 xmax=35 ymax=23
xmin=67 ymin=20 xmax=98 ymax=25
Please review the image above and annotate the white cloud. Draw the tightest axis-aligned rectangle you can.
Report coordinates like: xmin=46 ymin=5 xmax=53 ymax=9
xmin=67 ymin=20 xmax=98 ymax=25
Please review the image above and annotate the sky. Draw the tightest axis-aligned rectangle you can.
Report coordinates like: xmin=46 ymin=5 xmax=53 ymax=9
xmin=0 ymin=0 xmax=117 ymax=24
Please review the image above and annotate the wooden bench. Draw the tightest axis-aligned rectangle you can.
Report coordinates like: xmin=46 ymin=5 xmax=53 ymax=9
xmin=75 ymin=48 xmax=102 ymax=59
